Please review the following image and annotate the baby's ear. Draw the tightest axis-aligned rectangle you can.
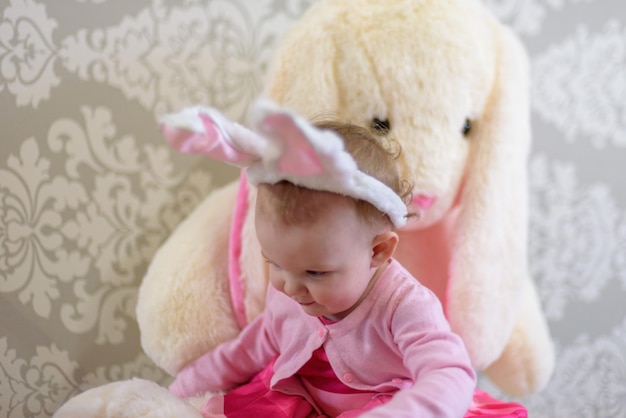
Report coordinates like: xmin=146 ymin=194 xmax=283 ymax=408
xmin=371 ymin=231 xmax=399 ymax=267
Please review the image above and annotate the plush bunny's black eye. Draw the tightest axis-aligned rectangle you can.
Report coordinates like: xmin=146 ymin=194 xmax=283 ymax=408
xmin=462 ymin=119 xmax=472 ymax=137
xmin=371 ymin=117 xmax=391 ymax=132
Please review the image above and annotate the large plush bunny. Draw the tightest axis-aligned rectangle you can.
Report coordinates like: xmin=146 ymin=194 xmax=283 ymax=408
xmin=55 ymin=0 xmax=554 ymax=416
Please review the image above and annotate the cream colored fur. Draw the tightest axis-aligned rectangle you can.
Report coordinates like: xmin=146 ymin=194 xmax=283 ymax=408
xmin=137 ymin=182 xmax=241 ymax=376
xmin=53 ymin=378 xmax=204 ymax=418
xmin=136 ymin=181 xmax=265 ymax=377
xmin=55 ymin=0 xmax=554 ymax=415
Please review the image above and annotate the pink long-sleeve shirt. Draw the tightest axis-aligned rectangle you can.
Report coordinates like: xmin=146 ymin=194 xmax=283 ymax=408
xmin=170 ymin=259 xmax=476 ymax=417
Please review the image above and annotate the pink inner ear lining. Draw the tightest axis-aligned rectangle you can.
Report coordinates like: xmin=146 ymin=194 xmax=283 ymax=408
xmin=161 ymin=113 xmax=222 ymax=155
xmin=161 ymin=125 xmax=193 ymax=152
xmin=199 ymin=112 xmax=220 ymax=137
xmin=276 ymin=153 xmax=323 ymax=176
xmin=169 ymin=110 xmax=256 ymax=164
xmin=261 ymin=112 xmax=324 ymax=176
xmin=259 ymin=113 xmax=287 ymax=133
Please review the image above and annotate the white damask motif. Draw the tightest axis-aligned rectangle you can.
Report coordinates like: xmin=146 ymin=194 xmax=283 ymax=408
xmin=526 ymin=320 xmax=626 ymax=417
xmin=0 ymin=106 xmax=213 ymax=342
xmin=532 ymin=20 xmax=626 ymax=148
xmin=0 ymin=0 xmax=60 ymax=107
xmin=1 ymin=0 xmax=287 ymax=119
xmin=0 ymin=337 xmax=77 ymax=418
xmin=485 ymin=0 xmax=594 ymax=36
xmin=0 ymin=336 xmax=168 ymax=418
xmin=479 ymin=319 xmax=626 ymax=418
xmin=528 ymin=155 xmax=625 ymax=320
xmin=0 ymin=138 xmax=90 ymax=318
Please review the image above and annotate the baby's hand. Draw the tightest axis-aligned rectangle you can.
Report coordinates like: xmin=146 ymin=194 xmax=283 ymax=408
xmin=168 ymin=375 xmax=186 ymax=398
xmin=168 ymin=366 xmax=204 ymax=399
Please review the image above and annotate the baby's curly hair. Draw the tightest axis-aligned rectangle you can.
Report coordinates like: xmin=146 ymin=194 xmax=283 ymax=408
xmin=256 ymin=120 xmax=413 ymax=229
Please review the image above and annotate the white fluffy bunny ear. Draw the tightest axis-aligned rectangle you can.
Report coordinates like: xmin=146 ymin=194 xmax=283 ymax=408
xmin=446 ymin=21 xmax=554 ymax=394
xmin=160 ymin=99 xmax=408 ymax=228
xmin=159 ymin=106 xmax=267 ymax=165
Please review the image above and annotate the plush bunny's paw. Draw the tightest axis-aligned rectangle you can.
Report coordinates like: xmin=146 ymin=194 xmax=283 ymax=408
xmin=53 ymin=378 xmax=202 ymax=418
xmin=483 ymin=277 xmax=555 ymax=397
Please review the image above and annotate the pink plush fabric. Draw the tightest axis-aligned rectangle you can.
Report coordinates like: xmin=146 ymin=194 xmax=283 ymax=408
xmin=228 ymin=172 xmax=250 ymax=329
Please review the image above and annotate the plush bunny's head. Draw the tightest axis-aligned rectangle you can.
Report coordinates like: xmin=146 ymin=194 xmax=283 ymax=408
xmin=265 ymin=0 xmax=509 ymax=229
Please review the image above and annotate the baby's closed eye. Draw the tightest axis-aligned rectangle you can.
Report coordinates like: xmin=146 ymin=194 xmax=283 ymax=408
xmin=306 ymin=270 xmax=329 ymax=278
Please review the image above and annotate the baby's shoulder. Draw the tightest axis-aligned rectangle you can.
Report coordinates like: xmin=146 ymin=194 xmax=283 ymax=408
xmin=382 ymin=260 xmax=436 ymax=298
xmin=377 ymin=260 xmax=445 ymax=317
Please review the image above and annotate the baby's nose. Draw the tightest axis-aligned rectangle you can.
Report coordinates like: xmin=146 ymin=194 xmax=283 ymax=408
xmin=283 ymin=276 xmax=305 ymax=298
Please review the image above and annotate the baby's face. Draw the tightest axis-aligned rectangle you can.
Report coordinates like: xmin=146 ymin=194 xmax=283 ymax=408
xmin=256 ymin=198 xmax=378 ymax=321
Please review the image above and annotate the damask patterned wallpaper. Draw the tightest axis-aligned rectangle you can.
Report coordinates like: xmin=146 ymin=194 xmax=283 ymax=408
xmin=1 ymin=0 xmax=624 ymax=417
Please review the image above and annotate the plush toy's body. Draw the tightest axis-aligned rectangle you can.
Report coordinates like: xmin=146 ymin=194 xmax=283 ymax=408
xmin=55 ymin=0 xmax=554 ymax=416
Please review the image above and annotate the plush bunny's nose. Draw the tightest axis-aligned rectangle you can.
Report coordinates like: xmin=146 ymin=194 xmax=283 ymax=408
xmin=412 ymin=194 xmax=436 ymax=210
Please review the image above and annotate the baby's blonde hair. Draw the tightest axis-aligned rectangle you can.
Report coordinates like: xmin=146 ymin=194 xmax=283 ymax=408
xmin=256 ymin=121 xmax=413 ymax=228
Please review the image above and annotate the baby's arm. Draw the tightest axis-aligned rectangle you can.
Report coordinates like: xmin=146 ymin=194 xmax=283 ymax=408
xmin=363 ymin=288 xmax=476 ymax=417
xmin=169 ymin=310 xmax=279 ymax=398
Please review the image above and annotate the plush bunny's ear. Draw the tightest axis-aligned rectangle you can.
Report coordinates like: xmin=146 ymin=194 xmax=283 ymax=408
xmin=446 ymin=21 xmax=553 ymax=393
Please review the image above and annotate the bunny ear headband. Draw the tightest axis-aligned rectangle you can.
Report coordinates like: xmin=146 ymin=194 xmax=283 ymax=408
xmin=159 ymin=99 xmax=408 ymax=228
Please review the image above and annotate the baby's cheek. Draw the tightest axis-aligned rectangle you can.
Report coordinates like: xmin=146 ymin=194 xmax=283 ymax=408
xmin=268 ymin=274 xmax=283 ymax=292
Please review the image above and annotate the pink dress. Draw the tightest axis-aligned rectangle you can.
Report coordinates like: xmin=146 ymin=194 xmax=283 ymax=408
xmin=201 ymin=351 xmax=528 ymax=418
xmin=201 ymin=318 xmax=527 ymax=418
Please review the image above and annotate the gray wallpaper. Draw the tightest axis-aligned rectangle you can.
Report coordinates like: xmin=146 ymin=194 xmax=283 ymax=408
xmin=1 ymin=0 xmax=625 ymax=417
